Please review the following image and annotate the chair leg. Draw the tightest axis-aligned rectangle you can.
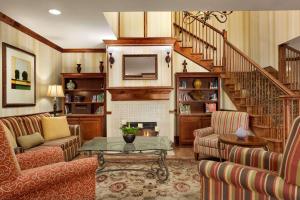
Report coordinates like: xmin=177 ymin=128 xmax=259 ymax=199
xmin=194 ymin=153 xmax=199 ymax=160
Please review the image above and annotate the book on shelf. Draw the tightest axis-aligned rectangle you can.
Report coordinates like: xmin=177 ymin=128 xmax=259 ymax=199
xmin=179 ymin=80 xmax=187 ymax=89
xmin=92 ymin=93 xmax=105 ymax=103
xmin=209 ymin=79 xmax=218 ymax=89
xmin=209 ymin=93 xmax=218 ymax=101
xmin=95 ymin=106 xmax=104 ymax=114
xmin=205 ymin=103 xmax=217 ymax=113
xmin=179 ymin=104 xmax=191 ymax=114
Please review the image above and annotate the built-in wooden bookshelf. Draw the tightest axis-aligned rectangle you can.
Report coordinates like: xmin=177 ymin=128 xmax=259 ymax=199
xmin=175 ymin=72 xmax=220 ymax=145
xmin=61 ymin=73 xmax=106 ymax=140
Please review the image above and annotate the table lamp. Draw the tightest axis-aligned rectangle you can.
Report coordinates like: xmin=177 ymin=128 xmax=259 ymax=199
xmin=47 ymin=85 xmax=64 ymax=116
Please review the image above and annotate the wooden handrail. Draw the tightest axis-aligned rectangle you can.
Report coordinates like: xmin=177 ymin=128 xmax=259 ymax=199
xmin=225 ymin=40 xmax=295 ymax=96
xmin=184 ymin=11 xmax=224 ymax=36
xmin=173 ymin=23 xmax=217 ymax=50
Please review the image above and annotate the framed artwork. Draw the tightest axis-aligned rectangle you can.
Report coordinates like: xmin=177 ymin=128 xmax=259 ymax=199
xmin=2 ymin=43 xmax=36 ymax=107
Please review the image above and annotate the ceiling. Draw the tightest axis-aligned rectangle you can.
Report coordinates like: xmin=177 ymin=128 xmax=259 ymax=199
xmin=1 ymin=0 xmax=300 ymax=49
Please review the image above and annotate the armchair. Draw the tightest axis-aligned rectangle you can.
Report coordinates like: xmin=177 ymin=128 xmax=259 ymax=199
xmin=198 ymin=116 xmax=300 ymax=200
xmin=194 ymin=111 xmax=249 ymax=160
xmin=0 ymin=122 xmax=98 ymax=200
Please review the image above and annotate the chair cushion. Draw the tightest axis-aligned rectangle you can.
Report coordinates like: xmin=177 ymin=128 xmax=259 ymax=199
xmin=280 ymin=116 xmax=300 ymax=186
xmin=42 ymin=116 xmax=71 ymax=141
xmin=41 ymin=136 xmax=80 ymax=150
xmin=17 ymin=132 xmax=45 ymax=149
xmin=211 ymin=111 xmax=249 ymax=135
xmin=195 ymin=134 xmax=221 ymax=149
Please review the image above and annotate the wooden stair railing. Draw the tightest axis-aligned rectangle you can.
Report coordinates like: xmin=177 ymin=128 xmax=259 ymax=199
xmin=173 ymin=11 xmax=300 ymax=152
xmin=279 ymin=44 xmax=300 ymax=92
xmin=173 ymin=11 xmax=225 ymax=68
xmin=224 ymin=40 xmax=300 ymax=151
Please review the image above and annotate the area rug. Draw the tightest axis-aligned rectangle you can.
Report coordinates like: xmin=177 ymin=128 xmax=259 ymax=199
xmin=96 ymin=159 xmax=200 ymax=200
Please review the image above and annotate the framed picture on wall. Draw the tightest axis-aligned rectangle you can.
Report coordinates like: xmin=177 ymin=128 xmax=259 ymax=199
xmin=2 ymin=43 xmax=36 ymax=107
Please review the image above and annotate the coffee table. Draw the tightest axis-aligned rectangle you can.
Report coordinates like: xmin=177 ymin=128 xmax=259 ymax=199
xmin=79 ymin=136 xmax=173 ymax=182
xmin=217 ymin=134 xmax=269 ymax=161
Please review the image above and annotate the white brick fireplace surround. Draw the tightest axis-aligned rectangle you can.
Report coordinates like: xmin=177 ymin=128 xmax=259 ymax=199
xmin=106 ymin=100 xmax=174 ymax=141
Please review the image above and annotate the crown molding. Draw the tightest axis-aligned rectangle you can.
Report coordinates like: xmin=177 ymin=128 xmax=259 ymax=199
xmin=0 ymin=12 xmax=63 ymax=52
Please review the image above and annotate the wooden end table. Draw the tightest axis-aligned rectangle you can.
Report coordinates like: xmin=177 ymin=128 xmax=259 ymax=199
xmin=217 ymin=134 xmax=269 ymax=161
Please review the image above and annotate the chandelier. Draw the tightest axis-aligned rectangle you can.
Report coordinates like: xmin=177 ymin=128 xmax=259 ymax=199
xmin=183 ymin=11 xmax=233 ymax=24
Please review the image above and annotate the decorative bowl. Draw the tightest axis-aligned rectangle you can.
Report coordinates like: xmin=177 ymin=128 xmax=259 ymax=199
xmin=123 ymin=134 xmax=136 ymax=143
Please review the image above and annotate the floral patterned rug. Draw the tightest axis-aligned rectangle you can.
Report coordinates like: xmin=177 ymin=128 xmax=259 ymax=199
xmin=96 ymin=159 xmax=200 ymax=200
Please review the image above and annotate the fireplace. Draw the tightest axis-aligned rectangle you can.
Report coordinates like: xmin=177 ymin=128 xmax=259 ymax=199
xmin=127 ymin=122 xmax=159 ymax=136
xmin=106 ymin=100 xmax=173 ymax=140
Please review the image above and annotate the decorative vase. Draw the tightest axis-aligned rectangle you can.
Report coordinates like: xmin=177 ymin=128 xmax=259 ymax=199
xmin=66 ymin=80 xmax=75 ymax=90
xmin=193 ymin=79 xmax=202 ymax=89
xmin=77 ymin=64 xmax=82 ymax=73
xmin=123 ymin=134 xmax=136 ymax=143
xmin=235 ymin=127 xmax=248 ymax=139
xmin=99 ymin=61 xmax=104 ymax=73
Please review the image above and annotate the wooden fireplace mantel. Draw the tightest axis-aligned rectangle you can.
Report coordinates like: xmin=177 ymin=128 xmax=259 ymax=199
xmin=107 ymin=86 xmax=173 ymax=101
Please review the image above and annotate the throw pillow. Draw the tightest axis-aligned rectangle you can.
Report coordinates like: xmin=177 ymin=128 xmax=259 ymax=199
xmin=17 ymin=132 xmax=45 ymax=149
xmin=42 ymin=116 xmax=71 ymax=140
xmin=1 ymin=123 xmax=18 ymax=148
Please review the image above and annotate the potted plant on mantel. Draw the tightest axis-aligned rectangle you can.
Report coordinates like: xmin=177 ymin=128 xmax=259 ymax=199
xmin=120 ymin=122 xmax=139 ymax=143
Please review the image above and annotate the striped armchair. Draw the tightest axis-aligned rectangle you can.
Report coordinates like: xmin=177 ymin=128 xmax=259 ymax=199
xmin=0 ymin=122 xmax=98 ymax=200
xmin=199 ymin=116 xmax=300 ymax=200
xmin=194 ymin=111 xmax=249 ymax=160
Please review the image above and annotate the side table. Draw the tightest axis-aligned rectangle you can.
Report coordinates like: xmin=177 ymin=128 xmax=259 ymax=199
xmin=217 ymin=134 xmax=269 ymax=161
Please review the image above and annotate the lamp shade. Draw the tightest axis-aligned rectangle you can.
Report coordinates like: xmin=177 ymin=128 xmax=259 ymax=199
xmin=47 ymin=85 xmax=64 ymax=97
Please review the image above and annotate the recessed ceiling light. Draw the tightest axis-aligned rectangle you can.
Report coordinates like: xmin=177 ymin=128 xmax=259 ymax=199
xmin=49 ymin=9 xmax=61 ymax=15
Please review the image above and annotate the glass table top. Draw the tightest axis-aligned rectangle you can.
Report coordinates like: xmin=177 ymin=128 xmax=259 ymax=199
xmin=79 ymin=136 xmax=173 ymax=152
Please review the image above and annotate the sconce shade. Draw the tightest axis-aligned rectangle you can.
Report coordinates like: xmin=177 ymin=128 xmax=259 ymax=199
xmin=47 ymin=85 xmax=64 ymax=97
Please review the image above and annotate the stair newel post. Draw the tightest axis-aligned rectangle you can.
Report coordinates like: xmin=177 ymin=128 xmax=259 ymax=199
xmin=222 ymin=29 xmax=228 ymax=72
xmin=278 ymin=44 xmax=287 ymax=84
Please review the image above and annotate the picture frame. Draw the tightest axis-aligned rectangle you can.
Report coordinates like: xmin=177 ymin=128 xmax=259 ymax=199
xmin=2 ymin=42 xmax=36 ymax=107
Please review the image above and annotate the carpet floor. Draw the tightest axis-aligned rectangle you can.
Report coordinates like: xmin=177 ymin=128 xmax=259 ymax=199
xmin=96 ymin=159 xmax=200 ymax=200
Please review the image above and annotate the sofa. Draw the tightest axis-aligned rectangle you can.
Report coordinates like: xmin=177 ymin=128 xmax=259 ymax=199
xmin=0 ymin=112 xmax=81 ymax=161
xmin=198 ymin=115 xmax=300 ymax=200
xmin=193 ymin=111 xmax=249 ymax=160
xmin=0 ymin=121 xmax=98 ymax=200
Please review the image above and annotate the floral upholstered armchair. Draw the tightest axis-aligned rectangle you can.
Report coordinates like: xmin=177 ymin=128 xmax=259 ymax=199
xmin=199 ymin=116 xmax=300 ymax=200
xmin=193 ymin=111 xmax=249 ymax=160
xmin=0 ymin=122 xmax=98 ymax=200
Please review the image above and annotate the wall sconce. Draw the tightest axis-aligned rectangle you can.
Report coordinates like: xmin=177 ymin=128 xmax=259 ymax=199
xmin=165 ymin=52 xmax=171 ymax=68
xmin=109 ymin=53 xmax=115 ymax=68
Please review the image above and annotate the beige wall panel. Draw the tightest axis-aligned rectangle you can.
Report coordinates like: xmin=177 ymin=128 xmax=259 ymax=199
xmin=62 ymin=53 xmax=106 ymax=73
xmin=147 ymin=12 xmax=172 ymax=37
xmin=120 ymin=12 xmax=144 ymax=37
xmin=103 ymin=12 xmax=119 ymax=37
xmin=0 ymin=22 xmax=62 ymax=117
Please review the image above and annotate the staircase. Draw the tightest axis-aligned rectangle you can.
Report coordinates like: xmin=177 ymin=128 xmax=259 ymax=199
xmin=173 ymin=11 xmax=300 ymax=152
xmin=279 ymin=44 xmax=300 ymax=94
